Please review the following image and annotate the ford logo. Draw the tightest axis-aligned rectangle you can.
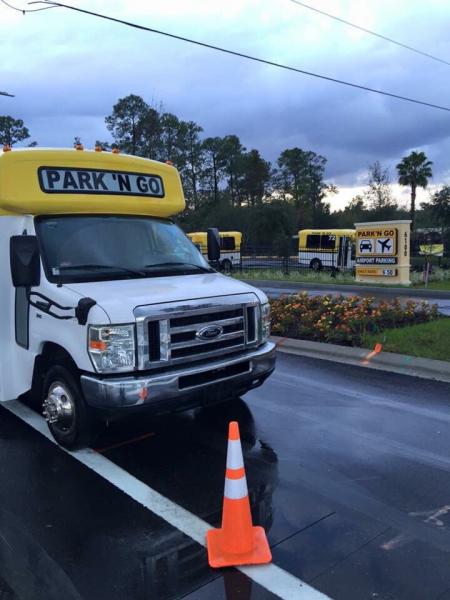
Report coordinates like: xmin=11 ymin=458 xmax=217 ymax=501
xmin=196 ymin=324 xmax=224 ymax=341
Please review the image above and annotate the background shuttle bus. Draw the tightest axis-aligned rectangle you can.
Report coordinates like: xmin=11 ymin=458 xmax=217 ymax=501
xmin=187 ymin=231 xmax=242 ymax=272
xmin=298 ymin=229 xmax=355 ymax=271
xmin=0 ymin=149 xmax=275 ymax=449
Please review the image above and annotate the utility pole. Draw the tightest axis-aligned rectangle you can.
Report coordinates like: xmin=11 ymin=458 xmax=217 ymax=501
xmin=0 ymin=91 xmax=14 ymax=97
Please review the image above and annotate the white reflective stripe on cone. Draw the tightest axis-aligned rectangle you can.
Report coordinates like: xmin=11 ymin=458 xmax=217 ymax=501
xmin=224 ymin=475 xmax=248 ymax=500
xmin=226 ymin=439 xmax=244 ymax=470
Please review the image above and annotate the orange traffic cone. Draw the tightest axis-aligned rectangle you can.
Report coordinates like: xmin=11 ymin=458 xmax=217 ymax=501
xmin=206 ymin=421 xmax=272 ymax=568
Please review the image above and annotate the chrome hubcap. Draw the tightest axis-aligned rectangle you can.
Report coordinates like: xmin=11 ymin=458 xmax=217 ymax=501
xmin=43 ymin=382 xmax=75 ymax=431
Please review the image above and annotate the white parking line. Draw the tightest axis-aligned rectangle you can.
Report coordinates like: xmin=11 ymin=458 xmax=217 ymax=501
xmin=4 ymin=399 xmax=331 ymax=600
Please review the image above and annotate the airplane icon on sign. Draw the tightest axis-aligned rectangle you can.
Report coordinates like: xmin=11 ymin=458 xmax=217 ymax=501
xmin=378 ymin=238 xmax=392 ymax=253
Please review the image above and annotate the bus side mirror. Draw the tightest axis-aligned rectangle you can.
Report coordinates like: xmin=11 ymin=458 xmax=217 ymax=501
xmin=10 ymin=235 xmax=41 ymax=288
xmin=207 ymin=228 xmax=221 ymax=262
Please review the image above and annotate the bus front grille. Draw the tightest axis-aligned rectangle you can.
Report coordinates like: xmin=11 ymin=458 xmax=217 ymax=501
xmin=137 ymin=296 xmax=260 ymax=371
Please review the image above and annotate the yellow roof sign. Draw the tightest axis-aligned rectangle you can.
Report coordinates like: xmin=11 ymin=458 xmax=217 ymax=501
xmin=0 ymin=148 xmax=185 ymax=217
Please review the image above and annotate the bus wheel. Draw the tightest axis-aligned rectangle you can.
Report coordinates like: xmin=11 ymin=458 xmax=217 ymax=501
xmin=221 ymin=259 xmax=232 ymax=273
xmin=310 ymin=258 xmax=322 ymax=271
xmin=42 ymin=365 xmax=94 ymax=450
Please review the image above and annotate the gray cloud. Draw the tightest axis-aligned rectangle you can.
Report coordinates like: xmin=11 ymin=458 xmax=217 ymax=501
xmin=2 ymin=0 xmax=450 ymax=200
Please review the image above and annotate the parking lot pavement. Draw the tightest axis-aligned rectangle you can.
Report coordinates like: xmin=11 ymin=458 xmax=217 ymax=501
xmin=0 ymin=406 xmax=221 ymax=600
xmin=2 ymin=352 xmax=450 ymax=599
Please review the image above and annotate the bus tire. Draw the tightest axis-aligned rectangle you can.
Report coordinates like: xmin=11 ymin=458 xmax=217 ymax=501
xmin=42 ymin=365 xmax=94 ymax=450
xmin=310 ymin=258 xmax=322 ymax=271
xmin=221 ymin=259 xmax=232 ymax=273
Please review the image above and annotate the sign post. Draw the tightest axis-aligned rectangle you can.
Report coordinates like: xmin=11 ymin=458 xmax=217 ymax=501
xmin=354 ymin=220 xmax=411 ymax=285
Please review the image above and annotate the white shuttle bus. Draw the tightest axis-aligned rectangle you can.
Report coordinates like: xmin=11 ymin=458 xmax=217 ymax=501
xmin=298 ymin=229 xmax=355 ymax=271
xmin=187 ymin=231 xmax=242 ymax=272
xmin=0 ymin=148 xmax=275 ymax=448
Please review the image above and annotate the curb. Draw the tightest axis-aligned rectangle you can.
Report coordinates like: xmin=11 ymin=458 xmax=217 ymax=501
xmin=271 ymin=336 xmax=450 ymax=384
xmin=243 ymin=279 xmax=450 ymax=300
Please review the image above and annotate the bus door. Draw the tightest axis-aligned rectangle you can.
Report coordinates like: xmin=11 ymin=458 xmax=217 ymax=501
xmin=337 ymin=236 xmax=354 ymax=269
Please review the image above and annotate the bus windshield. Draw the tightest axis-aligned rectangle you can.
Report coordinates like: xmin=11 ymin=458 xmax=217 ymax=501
xmin=36 ymin=215 xmax=213 ymax=283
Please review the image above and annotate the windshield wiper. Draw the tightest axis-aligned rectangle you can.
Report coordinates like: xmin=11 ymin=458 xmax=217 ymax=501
xmin=57 ymin=264 xmax=148 ymax=277
xmin=144 ymin=262 xmax=213 ymax=273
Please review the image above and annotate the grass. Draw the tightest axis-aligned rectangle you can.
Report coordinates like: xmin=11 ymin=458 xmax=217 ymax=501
xmin=362 ymin=318 xmax=450 ymax=361
xmin=410 ymin=269 xmax=450 ymax=290
xmin=235 ymin=269 xmax=405 ymax=288
xmin=236 ymin=269 xmax=364 ymax=285
xmin=414 ymin=280 xmax=450 ymax=291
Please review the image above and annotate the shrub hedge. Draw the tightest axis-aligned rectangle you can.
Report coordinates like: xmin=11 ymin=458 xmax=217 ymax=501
xmin=270 ymin=293 xmax=439 ymax=346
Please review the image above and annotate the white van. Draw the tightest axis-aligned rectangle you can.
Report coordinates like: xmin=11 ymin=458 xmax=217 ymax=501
xmin=0 ymin=148 xmax=275 ymax=448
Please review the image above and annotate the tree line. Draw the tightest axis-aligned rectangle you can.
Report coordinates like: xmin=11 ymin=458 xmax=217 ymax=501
xmin=100 ymin=94 xmax=336 ymax=235
xmin=1 ymin=95 xmax=449 ymax=249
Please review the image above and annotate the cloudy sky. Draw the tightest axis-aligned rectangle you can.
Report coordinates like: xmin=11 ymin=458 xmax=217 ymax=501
xmin=2 ymin=0 xmax=450 ymax=209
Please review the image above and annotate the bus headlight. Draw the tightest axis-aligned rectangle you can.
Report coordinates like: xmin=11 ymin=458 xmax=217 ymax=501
xmin=88 ymin=325 xmax=136 ymax=373
xmin=260 ymin=302 xmax=271 ymax=342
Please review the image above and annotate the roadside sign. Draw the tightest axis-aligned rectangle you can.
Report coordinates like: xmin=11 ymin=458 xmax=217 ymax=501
xmin=355 ymin=221 xmax=411 ymax=285
xmin=376 ymin=238 xmax=394 ymax=255
xmin=355 ymin=227 xmax=397 ymax=265
xmin=357 ymin=267 xmax=397 ymax=277
xmin=359 ymin=240 xmax=373 ymax=254
xmin=357 ymin=256 xmax=397 ymax=265
xmin=356 ymin=228 xmax=397 ymax=256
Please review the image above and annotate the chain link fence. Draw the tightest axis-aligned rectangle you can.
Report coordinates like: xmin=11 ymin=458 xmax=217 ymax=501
xmin=237 ymin=246 xmax=353 ymax=274
xmin=227 ymin=246 xmax=449 ymax=276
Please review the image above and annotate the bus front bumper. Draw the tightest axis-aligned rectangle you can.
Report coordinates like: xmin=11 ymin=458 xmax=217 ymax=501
xmin=80 ymin=342 xmax=276 ymax=413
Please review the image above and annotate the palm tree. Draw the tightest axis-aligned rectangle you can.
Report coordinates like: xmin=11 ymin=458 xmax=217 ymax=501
xmin=396 ymin=151 xmax=432 ymax=231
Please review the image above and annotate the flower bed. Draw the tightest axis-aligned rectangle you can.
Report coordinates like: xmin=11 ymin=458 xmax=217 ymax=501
xmin=270 ymin=293 xmax=439 ymax=346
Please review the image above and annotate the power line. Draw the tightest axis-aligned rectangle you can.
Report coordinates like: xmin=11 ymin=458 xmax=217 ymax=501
xmin=288 ymin=0 xmax=450 ymax=67
xmin=0 ymin=0 xmax=54 ymax=12
xmin=23 ymin=0 xmax=450 ymax=113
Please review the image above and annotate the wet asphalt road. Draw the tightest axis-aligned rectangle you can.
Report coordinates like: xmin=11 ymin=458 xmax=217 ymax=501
xmin=1 ymin=352 xmax=450 ymax=599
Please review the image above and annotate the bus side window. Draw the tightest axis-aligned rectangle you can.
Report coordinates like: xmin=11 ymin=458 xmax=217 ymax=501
xmin=221 ymin=236 xmax=236 ymax=251
xmin=320 ymin=235 xmax=336 ymax=250
xmin=306 ymin=234 xmax=321 ymax=249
